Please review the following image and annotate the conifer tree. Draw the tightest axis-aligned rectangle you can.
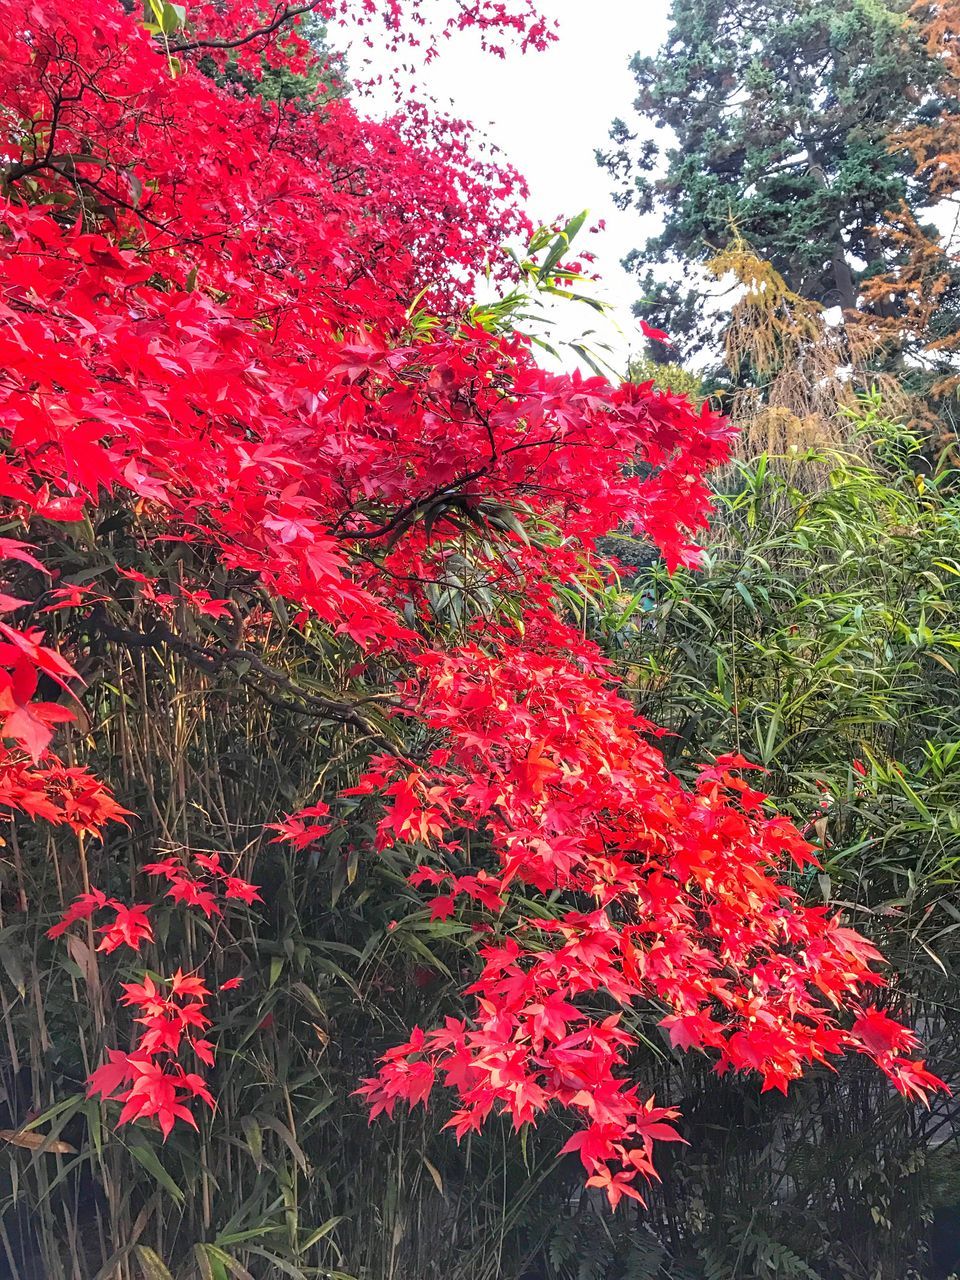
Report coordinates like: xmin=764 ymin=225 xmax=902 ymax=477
xmin=603 ymin=0 xmax=932 ymax=361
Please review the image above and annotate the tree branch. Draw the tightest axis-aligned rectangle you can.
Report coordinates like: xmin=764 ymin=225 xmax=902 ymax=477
xmin=167 ymin=2 xmax=320 ymax=54
xmin=91 ymin=608 xmax=401 ymax=753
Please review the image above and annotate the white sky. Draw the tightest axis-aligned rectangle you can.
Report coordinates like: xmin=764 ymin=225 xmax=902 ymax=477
xmin=343 ymin=2 xmax=672 ymax=375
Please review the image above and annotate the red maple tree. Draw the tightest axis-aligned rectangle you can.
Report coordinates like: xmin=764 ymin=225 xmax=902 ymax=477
xmin=0 ymin=0 xmax=944 ymax=1210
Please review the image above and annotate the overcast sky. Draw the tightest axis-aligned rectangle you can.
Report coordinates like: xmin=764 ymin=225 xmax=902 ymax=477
xmin=345 ymin=2 xmax=672 ymax=374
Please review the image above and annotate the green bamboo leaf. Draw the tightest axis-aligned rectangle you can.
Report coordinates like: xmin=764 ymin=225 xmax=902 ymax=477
xmin=301 ymin=1215 xmax=345 ymax=1249
xmin=127 ymin=1139 xmax=185 ymax=1207
xmin=134 ymin=1246 xmax=175 ymax=1280
xmin=240 ymin=1116 xmax=264 ymax=1173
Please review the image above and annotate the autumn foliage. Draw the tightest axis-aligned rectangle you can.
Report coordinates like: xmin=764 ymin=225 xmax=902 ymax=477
xmin=0 ymin=0 xmax=945 ymax=1211
xmin=859 ymin=1 xmax=960 ymax=383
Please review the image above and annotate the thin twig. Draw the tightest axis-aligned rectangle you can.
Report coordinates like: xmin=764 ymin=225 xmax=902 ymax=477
xmin=167 ymin=1 xmax=320 ymax=54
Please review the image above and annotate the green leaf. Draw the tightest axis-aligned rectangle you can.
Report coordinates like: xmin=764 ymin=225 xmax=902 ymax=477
xmin=127 ymin=1139 xmax=185 ymax=1207
xmin=134 ymin=1246 xmax=176 ymax=1280
xmin=240 ymin=1116 xmax=264 ymax=1173
xmin=301 ymin=1216 xmax=345 ymax=1249
xmin=0 ymin=939 xmax=25 ymax=997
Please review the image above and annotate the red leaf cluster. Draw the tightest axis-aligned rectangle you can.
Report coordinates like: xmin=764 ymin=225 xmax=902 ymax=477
xmin=353 ymin=643 xmax=946 ymax=1203
xmin=88 ymin=970 xmax=219 ymax=1138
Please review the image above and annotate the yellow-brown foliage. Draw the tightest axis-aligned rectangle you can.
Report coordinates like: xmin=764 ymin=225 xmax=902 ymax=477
xmin=858 ymin=1 xmax=960 ymax=380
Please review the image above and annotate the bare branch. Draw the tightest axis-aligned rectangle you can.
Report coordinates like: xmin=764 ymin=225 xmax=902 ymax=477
xmin=167 ymin=1 xmax=320 ymax=55
xmin=91 ymin=607 xmax=402 ymax=753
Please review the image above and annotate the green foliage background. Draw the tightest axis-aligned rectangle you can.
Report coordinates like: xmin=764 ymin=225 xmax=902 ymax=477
xmin=600 ymin=0 xmax=936 ymax=364
xmin=557 ymin=411 xmax=960 ymax=1278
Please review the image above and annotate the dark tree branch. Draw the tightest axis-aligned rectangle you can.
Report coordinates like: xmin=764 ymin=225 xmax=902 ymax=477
xmin=331 ymin=469 xmax=489 ymax=544
xmin=167 ymin=2 xmax=320 ymax=54
xmin=90 ymin=608 xmax=401 ymax=753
